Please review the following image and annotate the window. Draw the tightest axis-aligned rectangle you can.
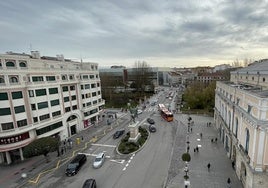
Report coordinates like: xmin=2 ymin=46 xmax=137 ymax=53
xmin=31 ymin=104 xmax=36 ymax=110
xmin=17 ymin=119 xmax=27 ymax=127
xmin=50 ymin=99 xmax=60 ymax=106
xmin=91 ymin=84 xmax=96 ymax=88
xmin=12 ymin=91 xmax=23 ymax=99
xmin=83 ymin=103 xmax=86 ymax=107
xmin=92 ymin=92 xmax=97 ymax=97
xmin=52 ymin=111 xmax=61 ymax=117
xmin=98 ymin=91 xmax=101 ymax=95
xmin=1 ymin=122 xmax=14 ymax=130
xmin=70 ymin=85 xmax=75 ymax=90
xmin=87 ymin=102 xmax=91 ymax=106
xmin=71 ymin=95 xmax=76 ymax=100
xmin=0 ymin=77 xmax=5 ymax=83
xmin=36 ymin=121 xmax=63 ymax=136
xmin=6 ymin=61 xmax=15 ymax=67
xmin=28 ymin=90 xmax=34 ymax=97
xmin=81 ymin=85 xmax=84 ymax=90
xmin=252 ymin=77 xmax=254 ymax=81
xmin=49 ymin=88 xmax=58 ymax=94
xmin=65 ymin=107 xmax=71 ymax=112
xmin=83 ymin=75 xmax=88 ymax=79
xmin=37 ymin=101 xmax=48 ymax=109
xmin=0 ymin=93 xmax=8 ymax=100
xmin=247 ymin=105 xmax=252 ymax=113
xmin=86 ymin=93 xmax=91 ymax=98
xmin=0 ymin=108 xmax=11 ymax=116
xmin=14 ymin=105 xmax=25 ymax=113
xmin=35 ymin=89 xmax=47 ymax=96
xmin=263 ymin=77 xmax=266 ymax=82
xmin=61 ymin=75 xmax=67 ymax=80
xmin=32 ymin=76 xmax=44 ymax=82
xmin=9 ymin=76 xmax=18 ymax=83
xmin=69 ymin=75 xmax=74 ymax=80
xmin=19 ymin=61 xmax=27 ymax=67
xmin=72 ymin=105 xmax=77 ymax=110
xmin=82 ymin=94 xmax=85 ymax=99
xmin=85 ymin=84 xmax=90 ymax=89
xmin=33 ymin=117 xmax=38 ymax=123
xmin=93 ymin=100 xmax=97 ymax=104
xmin=64 ymin=97 xmax=69 ymax=102
xmin=39 ymin=114 xmax=50 ymax=121
xmin=90 ymin=75 xmax=94 ymax=79
xmin=46 ymin=76 xmax=56 ymax=81
xmin=62 ymin=86 xmax=68 ymax=92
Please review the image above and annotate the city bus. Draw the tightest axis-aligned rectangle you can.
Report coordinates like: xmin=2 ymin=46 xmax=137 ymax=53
xmin=158 ymin=104 xmax=173 ymax=122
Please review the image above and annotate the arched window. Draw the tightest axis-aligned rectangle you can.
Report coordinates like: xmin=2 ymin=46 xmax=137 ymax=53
xmin=19 ymin=62 xmax=27 ymax=67
xmin=0 ymin=77 xmax=5 ymax=83
xmin=9 ymin=76 xmax=18 ymax=83
xmin=61 ymin=75 xmax=67 ymax=80
xmin=6 ymin=61 xmax=15 ymax=67
xmin=245 ymin=128 xmax=250 ymax=154
xmin=67 ymin=115 xmax=77 ymax=122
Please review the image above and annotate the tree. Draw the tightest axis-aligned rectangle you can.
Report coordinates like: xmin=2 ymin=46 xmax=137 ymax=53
xmin=23 ymin=137 xmax=60 ymax=161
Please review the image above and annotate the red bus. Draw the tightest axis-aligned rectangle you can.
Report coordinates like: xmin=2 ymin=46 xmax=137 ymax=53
xmin=158 ymin=104 xmax=173 ymax=122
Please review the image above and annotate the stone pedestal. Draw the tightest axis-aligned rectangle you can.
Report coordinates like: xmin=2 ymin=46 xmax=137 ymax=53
xmin=128 ymin=121 xmax=141 ymax=143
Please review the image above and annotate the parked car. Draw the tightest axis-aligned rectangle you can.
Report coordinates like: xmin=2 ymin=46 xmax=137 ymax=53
xmin=93 ymin=152 xmax=105 ymax=168
xmin=113 ymin=129 xmax=125 ymax=139
xmin=82 ymin=179 xmax=97 ymax=188
xmin=147 ymin=118 xmax=155 ymax=124
xmin=137 ymin=109 xmax=143 ymax=114
xmin=149 ymin=125 xmax=156 ymax=133
xmin=65 ymin=154 xmax=87 ymax=176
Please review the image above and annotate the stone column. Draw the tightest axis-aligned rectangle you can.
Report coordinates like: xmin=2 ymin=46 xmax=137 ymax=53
xmin=5 ymin=151 xmax=11 ymax=164
xmin=19 ymin=148 xmax=24 ymax=161
xmin=0 ymin=152 xmax=4 ymax=164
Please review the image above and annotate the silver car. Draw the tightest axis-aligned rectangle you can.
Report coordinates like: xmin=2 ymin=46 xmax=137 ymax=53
xmin=93 ymin=152 xmax=105 ymax=168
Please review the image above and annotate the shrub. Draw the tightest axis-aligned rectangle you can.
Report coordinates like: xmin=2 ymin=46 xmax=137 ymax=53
xmin=181 ymin=153 xmax=191 ymax=162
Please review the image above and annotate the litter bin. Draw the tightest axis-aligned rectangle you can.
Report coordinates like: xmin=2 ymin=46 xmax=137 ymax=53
xmin=76 ymin=137 xmax=80 ymax=145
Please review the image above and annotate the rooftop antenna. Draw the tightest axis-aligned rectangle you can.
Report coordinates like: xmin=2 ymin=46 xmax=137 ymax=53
xmin=29 ymin=43 xmax=32 ymax=51
xmin=80 ymin=53 xmax=83 ymax=63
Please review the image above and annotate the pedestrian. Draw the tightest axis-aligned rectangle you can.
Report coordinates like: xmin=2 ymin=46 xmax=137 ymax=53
xmin=227 ymin=177 xmax=231 ymax=187
xmin=190 ymin=127 xmax=192 ymax=132
xmin=211 ymin=138 xmax=214 ymax=143
xmin=61 ymin=147 xmax=64 ymax=155
xmin=200 ymin=133 xmax=202 ymax=138
xmin=194 ymin=148 xmax=196 ymax=152
xmin=196 ymin=146 xmax=199 ymax=152
xmin=232 ymin=161 xmax=235 ymax=169
xmin=81 ymin=136 xmax=84 ymax=141
xmin=207 ymin=163 xmax=211 ymax=171
xmin=215 ymin=137 xmax=217 ymax=143
xmin=187 ymin=146 xmax=190 ymax=152
xmin=63 ymin=140 xmax=66 ymax=145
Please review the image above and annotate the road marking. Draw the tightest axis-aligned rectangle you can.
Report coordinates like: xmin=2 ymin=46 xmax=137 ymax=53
xmin=91 ymin=143 xmax=116 ymax=148
xmin=110 ymin=159 xmax=125 ymax=164
xmin=77 ymin=152 xmax=111 ymax=158
xmin=122 ymin=153 xmax=135 ymax=171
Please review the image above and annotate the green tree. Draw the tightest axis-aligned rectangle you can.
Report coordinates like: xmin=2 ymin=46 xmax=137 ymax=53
xmin=23 ymin=137 xmax=60 ymax=159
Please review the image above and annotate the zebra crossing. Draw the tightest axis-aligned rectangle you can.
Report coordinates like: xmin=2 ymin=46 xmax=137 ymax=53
xmin=143 ymin=107 xmax=158 ymax=112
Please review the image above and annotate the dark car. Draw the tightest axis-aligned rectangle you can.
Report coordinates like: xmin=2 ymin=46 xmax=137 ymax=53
xmin=82 ymin=179 xmax=97 ymax=188
xmin=65 ymin=154 xmax=87 ymax=176
xmin=113 ymin=129 xmax=125 ymax=139
xmin=147 ymin=118 xmax=155 ymax=124
xmin=149 ymin=125 xmax=156 ymax=133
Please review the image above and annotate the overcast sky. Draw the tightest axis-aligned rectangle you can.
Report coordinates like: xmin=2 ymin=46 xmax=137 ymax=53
xmin=1 ymin=0 xmax=268 ymax=68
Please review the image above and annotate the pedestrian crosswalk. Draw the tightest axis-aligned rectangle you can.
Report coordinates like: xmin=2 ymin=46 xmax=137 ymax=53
xmin=142 ymin=107 xmax=158 ymax=112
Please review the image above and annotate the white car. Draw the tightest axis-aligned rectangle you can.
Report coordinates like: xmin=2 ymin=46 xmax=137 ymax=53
xmin=137 ymin=109 xmax=143 ymax=114
xmin=93 ymin=152 xmax=105 ymax=168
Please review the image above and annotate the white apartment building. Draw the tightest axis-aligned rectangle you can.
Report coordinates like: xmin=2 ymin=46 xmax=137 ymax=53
xmin=214 ymin=60 xmax=268 ymax=188
xmin=0 ymin=51 xmax=105 ymax=164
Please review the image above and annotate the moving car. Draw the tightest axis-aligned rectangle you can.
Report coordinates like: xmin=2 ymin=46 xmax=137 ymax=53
xmin=147 ymin=118 xmax=155 ymax=124
xmin=82 ymin=179 xmax=97 ymax=188
xmin=149 ymin=125 xmax=156 ymax=133
xmin=113 ymin=129 xmax=125 ymax=139
xmin=93 ymin=152 xmax=105 ymax=168
xmin=65 ymin=154 xmax=87 ymax=176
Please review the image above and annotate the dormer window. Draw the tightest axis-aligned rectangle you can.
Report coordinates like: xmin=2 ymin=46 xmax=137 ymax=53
xmin=19 ymin=61 xmax=27 ymax=68
xmin=6 ymin=61 xmax=15 ymax=67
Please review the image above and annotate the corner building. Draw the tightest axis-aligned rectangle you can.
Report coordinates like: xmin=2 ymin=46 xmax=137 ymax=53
xmin=0 ymin=51 xmax=105 ymax=164
xmin=214 ymin=60 xmax=268 ymax=188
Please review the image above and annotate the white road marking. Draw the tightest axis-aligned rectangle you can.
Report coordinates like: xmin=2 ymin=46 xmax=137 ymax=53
xmin=110 ymin=159 xmax=125 ymax=164
xmin=91 ymin=143 xmax=116 ymax=148
xmin=197 ymin=139 xmax=201 ymax=141
xmin=122 ymin=153 xmax=135 ymax=171
xmin=78 ymin=152 xmax=111 ymax=158
xmin=123 ymin=167 xmax=126 ymax=171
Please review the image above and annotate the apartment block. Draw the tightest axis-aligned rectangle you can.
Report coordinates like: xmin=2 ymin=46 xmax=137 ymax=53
xmin=214 ymin=60 xmax=268 ymax=188
xmin=0 ymin=51 xmax=105 ymax=164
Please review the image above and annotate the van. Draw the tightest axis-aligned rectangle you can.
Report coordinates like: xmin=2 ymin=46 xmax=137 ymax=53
xmin=65 ymin=154 xmax=87 ymax=176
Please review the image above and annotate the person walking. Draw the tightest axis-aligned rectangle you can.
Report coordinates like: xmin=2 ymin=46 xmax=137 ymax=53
xmin=227 ymin=177 xmax=231 ymax=188
xmin=200 ymin=133 xmax=202 ymax=138
xmin=207 ymin=163 xmax=211 ymax=171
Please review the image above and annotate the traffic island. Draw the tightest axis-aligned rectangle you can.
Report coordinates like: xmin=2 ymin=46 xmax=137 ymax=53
xmin=118 ymin=126 xmax=148 ymax=154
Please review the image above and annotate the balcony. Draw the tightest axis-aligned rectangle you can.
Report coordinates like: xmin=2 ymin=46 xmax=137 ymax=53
xmin=238 ymin=144 xmax=250 ymax=164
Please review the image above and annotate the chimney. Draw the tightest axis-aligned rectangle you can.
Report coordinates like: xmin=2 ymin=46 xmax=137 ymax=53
xmin=31 ymin=51 xmax=40 ymax=59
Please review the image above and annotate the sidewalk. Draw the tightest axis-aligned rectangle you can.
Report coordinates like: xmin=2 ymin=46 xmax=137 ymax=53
xmin=166 ymin=114 xmax=243 ymax=188
xmin=0 ymin=111 xmax=128 ymax=188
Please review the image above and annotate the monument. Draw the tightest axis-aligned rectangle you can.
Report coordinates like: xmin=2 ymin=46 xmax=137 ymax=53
xmin=128 ymin=106 xmax=141 ymax=143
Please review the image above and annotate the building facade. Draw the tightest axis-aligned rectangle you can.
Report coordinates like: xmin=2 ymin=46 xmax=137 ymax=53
xmin=0 ymin=51 xmax=105 ymax=164
xmin=214 ymin=61 xmax=268 ymax=188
